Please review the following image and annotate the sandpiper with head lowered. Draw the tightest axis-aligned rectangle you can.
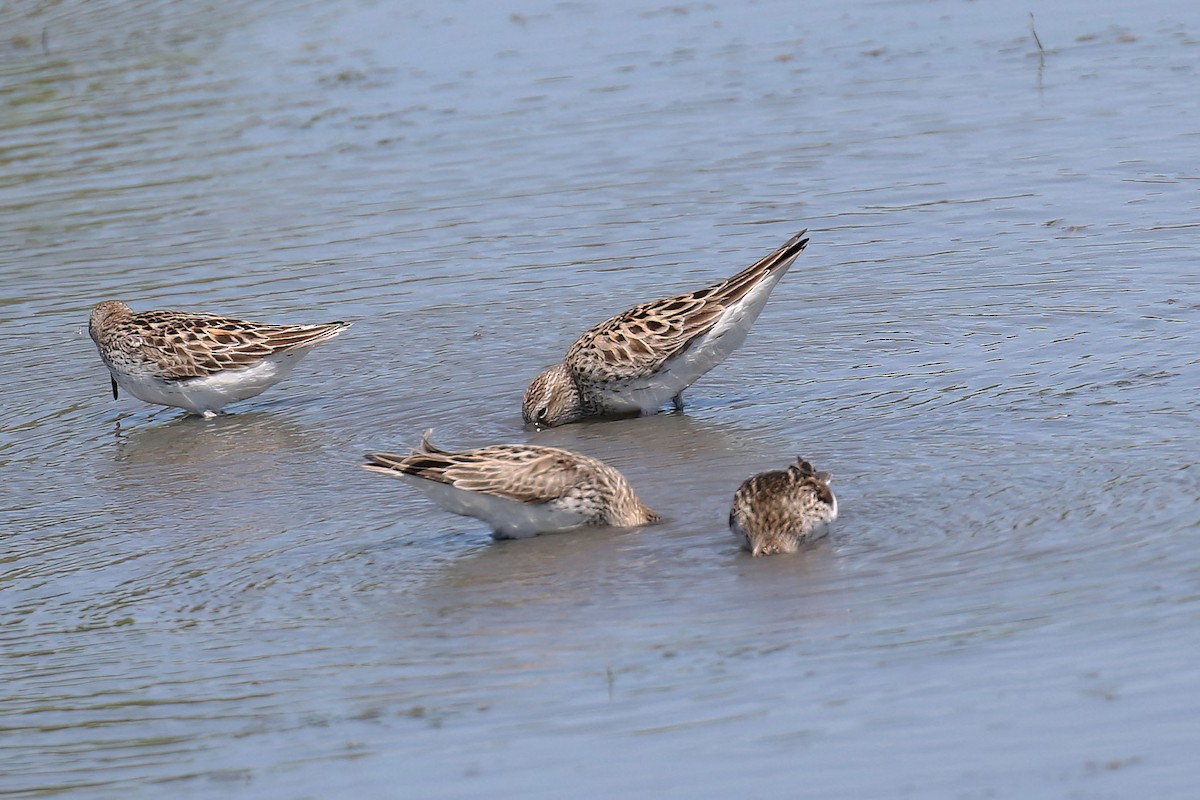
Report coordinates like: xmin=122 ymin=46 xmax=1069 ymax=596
xmin=522 ymin=229 xmax=810 ymax=427
xmin=89 ymin=301 xmax=350 ymax=418
xmin=362 ymin=430 xmax=660 ymax=539
xmin=729 ymin=457 xmax=838 ymax=557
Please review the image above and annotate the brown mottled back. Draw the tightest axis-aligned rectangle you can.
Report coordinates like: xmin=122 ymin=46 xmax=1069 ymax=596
xmin=362 ymin=430 xmax=660 ymax=528
xmin=90 ymin=301 xmax=350 ymax=380
xmin=729 ymin=457 xmax=838 ymax=556
xmin=565 ymin=230 xmax=810 ymax=386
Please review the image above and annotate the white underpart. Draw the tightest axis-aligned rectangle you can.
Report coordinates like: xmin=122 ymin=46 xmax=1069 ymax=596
xmin=598 ymin=263 xmax=792 ymax=415
xmin=112 ymin=347 xmax=316 ymax=415
xmin=399 ymin=476 xmax=591 ymax=539
xmin=805 ymin=491 xmax=838 ymax=541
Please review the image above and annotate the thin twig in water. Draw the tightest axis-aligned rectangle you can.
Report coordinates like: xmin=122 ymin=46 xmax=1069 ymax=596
xmin=1029 ymin=13 xmax=1045 ymax=54
xmin=1029 ymin=11 xmax=1046 ymax=94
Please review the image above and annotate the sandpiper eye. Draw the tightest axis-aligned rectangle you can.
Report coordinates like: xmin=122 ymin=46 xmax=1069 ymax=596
xmin=536 ymin=407 xmax=549 ymax=422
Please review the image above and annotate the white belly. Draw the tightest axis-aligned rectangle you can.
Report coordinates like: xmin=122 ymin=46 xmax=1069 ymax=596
xmin=114 ymin=349 xmax=311 ymax=415
xmin=403 ymin=477 xmax=592 ymax=539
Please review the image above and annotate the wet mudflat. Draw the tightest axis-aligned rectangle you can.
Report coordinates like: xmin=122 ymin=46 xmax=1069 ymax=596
xmin=2 ymin=0 xmax=1198 ymax=796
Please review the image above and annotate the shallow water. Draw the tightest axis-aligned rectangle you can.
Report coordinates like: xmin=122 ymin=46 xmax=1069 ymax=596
xmin=2 ymin=0 xmax=1199 ymax=796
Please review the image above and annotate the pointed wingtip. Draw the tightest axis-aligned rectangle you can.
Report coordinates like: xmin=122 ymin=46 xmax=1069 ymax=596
xmin=408 ymin=429 xmax=457 ymax=457
xmin=791 ymin=457 xmax=831 ymax=483
xmin=270 ymin=319 xmax=352 ymax=351
xmin=363 ymin=452 xmax=409 ymax=473
xmin=786 ymin=229 xmax=811 ymax=256
xmin=361 ymin=462 xmax=397 ymax=477
xmin=790 ymin=457 xmax=816 ymax=476
xmin=320 ymin=320 xmax=352 ymax=339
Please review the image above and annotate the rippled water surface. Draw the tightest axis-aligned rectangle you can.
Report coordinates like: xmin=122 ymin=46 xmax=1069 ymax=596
xmin=3 ymin=0 xmax=1199 ymax=796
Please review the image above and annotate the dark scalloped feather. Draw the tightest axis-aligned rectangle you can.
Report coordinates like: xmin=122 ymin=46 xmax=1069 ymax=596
xmin=564 ymin=230 xmax=808 ymax=383
xmin=364 ymin=439 xmax=594 ymax=504
xmin=104 ymin=311 xmax=349 ymax=380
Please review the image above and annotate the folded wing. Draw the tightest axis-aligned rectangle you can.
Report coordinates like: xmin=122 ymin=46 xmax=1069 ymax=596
xmin=565 ymin=230 xmax=808 ymax=384
xmin=364 ymin=434 xmax=588 ymax=505
xmin=129 ymin=311 xmax=349 ymax=380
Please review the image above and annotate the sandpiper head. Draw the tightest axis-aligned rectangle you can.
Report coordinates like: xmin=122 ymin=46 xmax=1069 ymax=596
xmin=602 ymin=476 xmax=662 ymax=528
xmin=522 ymin=363 xmax=584 ymax=428
xmin=639 ymin=504 xmax=664 ymax=525
xmin=89 ymin=300 xmax=132 ymax=341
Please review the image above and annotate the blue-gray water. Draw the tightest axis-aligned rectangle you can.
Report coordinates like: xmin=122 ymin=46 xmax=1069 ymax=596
xmin=3 ymin=0 xmax=1198 ymax=796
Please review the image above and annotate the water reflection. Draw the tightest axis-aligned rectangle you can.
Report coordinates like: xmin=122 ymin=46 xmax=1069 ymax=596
xmin=419 ymin=525 xmax=649 ymax=609
xmin=112 ymin=411 xmax=316 ymax=467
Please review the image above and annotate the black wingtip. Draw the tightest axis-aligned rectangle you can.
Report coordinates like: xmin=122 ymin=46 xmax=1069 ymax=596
xmin=111 ymin=376 xmax=119 ymax=400
xmin=787 ymin=229 xmax=811 ymax=257
xmin=361 ymin=452 xmax=395 ymax=473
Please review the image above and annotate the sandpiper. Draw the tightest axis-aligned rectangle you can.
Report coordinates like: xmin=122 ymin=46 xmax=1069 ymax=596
xmin=522 ymin=229 xmax=809 ymax=427
xmin=729 ymin=457 xmax=837 ymax=556
xmin=362 ymin=430 xmax=660 ymax=539
xmin=89 ymin=300 xmax=350 ymax=418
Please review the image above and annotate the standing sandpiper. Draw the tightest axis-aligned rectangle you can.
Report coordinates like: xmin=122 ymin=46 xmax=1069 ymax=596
xmin=89 ymin=300 xmax=350 ymax=418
